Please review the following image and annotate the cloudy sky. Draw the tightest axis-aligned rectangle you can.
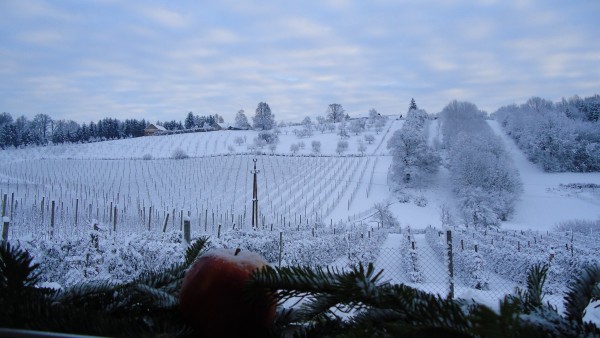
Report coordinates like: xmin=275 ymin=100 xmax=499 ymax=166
xmin=1 ymin=0 xmax=599 ymax=124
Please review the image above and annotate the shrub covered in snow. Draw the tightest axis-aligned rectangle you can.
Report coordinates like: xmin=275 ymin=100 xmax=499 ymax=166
xmin=171 ymin=148 xmax=189 ymax=159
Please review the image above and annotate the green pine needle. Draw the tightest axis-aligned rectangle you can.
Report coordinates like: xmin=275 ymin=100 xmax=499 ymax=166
xmin=564 ymin=264 xmax=600 ymax=324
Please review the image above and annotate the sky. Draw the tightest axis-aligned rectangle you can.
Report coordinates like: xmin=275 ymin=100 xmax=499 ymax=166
xmin=1 ymin=0 xmax=599 ymax=124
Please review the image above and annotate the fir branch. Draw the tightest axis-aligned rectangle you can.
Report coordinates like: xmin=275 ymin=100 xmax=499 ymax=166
xmin=0 ymin=241 xmax=41 ymax=291
xmin=564 ymin=264 xmax=600 ymax=324
xmin=134 ymin=284 xmax=179 ymax=310
xmin=248 ymin=264 xmax=349 ymax=305
xmin=184 ymin=236 xmax=210 ymax=266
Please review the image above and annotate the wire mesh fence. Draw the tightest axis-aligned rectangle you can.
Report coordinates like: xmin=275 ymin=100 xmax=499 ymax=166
xmin=372 ymin=228 xmax=556 ymax=303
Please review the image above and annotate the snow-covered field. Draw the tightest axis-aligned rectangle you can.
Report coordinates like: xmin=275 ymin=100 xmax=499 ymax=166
xmin=1 ymin=117 xmax=598 ymax=322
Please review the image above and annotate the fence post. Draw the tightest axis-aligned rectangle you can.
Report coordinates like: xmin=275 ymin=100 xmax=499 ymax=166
xmin=183 ymin=218 xmax=191 ymax=246
xmin=446 ymin=230 xmax=454 ymax=299
xmin=1 ymin=217 xmax=9 ymax=242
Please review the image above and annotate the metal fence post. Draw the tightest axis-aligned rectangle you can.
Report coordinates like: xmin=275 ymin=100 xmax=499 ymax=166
xmin=446 ymin=230 xmax=454 ymax=299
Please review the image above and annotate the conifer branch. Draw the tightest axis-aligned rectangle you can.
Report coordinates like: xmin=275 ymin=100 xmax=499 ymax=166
xmin=564 ymin=264 xmax=600 ymax=324
xmin=0 ymin=241 xmax=41 ymax=291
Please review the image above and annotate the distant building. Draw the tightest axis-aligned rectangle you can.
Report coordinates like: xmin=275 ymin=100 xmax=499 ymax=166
xmin=213 ymin=122 xmax=241 ymax=131
xmin=144 ymin=124 xmax=167 ymax=136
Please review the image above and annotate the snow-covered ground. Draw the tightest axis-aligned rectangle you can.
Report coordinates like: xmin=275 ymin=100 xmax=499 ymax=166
xmin=1 ymin=117 xmax=598 ymax=325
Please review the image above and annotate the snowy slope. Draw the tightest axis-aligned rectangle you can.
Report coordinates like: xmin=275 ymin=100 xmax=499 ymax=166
xmin=487 ymin=120 xmax=600 ymax=230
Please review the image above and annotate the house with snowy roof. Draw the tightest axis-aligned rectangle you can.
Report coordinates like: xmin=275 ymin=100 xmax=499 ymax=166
xmin=144 ymin=124 xmax=167 ymax=136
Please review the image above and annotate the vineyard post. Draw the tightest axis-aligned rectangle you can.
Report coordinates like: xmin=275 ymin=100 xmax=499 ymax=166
xmin=1 ymin=194 xmax=6 ymax=219
xmin=75 ymin=199 xmax=79 ymax=226
xmin=204 ymin=209 xmax=208 ymax=232
xmin=92 ymin=222 xmax=99 ymax=250
xmin=217 ymin=224 xmax=221 ymax=238
xmin=183 ymin=218 xmax=191 ymax=246
xmin=251 ymin=158 xmax=259 ymax=228
xmin=446 ymin=230 xmax=454 ymax=299
xmin=10 ymin=193 xmax=14 ymax=218
xmin=278 ymin=231 xmax=283 ymax=268
xmin=162 ymin=213 xmax=169 ymax=233
xmin=180 ymin=210 xmax=183 ymax=230
xmin=41 ymin=197 xmax=45 ymax=224
xmin=50 ymin=200 xmax=55 ymax=238
xmin=113 ymin=206 xmax=117 ymax=232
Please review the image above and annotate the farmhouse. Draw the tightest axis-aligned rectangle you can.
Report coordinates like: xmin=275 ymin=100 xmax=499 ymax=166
xmin=144 ymin=124 xmax=167 ymax=136
xmin=213 ymin=122 xmax=242 ymax=131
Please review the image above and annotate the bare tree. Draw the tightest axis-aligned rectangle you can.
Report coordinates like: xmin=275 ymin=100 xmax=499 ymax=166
xmin=326 ymin=103 xmax=345 ymax=122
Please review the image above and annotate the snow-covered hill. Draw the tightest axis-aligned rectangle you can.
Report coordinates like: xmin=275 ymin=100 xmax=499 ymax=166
xmin=0 ymin=118 xmax=598 ymax=231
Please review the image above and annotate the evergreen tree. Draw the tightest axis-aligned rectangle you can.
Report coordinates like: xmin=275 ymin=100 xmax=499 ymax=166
xmin=409 ymin=97 xmax=418 ymax=111
xmin=253 ymin=102 xmax=275 ymax=130
xmin=184 ymin=112 xmax=196 ymax=129
xmin=14 ymin=116 xmax=30 ymax=146
xmin=0 ymin=124 xmax=18 ymax=148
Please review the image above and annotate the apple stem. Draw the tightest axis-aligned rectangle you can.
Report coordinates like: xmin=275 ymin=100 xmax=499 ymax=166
xmin=234 ymin=248 xmax=241 ymax=256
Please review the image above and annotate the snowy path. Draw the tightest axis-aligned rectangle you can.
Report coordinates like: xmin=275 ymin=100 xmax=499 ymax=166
xmin=487 ymin=120 xmax=600 ymax=230
xmin=413 ymin=234 xmax=446 ymax=284
xmin=374 ymin=233 xmax=406 ymax=284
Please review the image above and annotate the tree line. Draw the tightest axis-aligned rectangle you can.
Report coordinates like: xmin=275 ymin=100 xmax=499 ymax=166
xmin=0 ymin=112 xmax=223 ymax=149
xmin=493 ymin=94 xmax=600 ymax=172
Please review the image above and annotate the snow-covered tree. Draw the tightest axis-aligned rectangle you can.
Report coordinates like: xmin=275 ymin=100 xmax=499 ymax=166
xmin=357 ymin=140 xmax=367 ymax=155
xmin=349 ymin=119 xmax=366 ymax=135
xmin=311 ymin=140 xmax=321 ymax=154
xmin=387 ymin=108 xmax=439 ymax=187
xmin=326 ymin=103 xmax=345 ymax=122
xmin=253 ymin=102 xmax=275 ymax=130
xmin=408 ymin=98 xmax=418 ymax=111
xmin=256 ymin=131 xmax=278 ymax=145
xmin=368 ymin=108 xmax=380 ymax=121
xmin=338 ymin=120 xmax=349 ymax=138
xmin=268 ymin=143 xmax=277 ymax=154
xmin=441 ymin=100 xmax=523 ymax=226
xmin=336 ymin=140 xmax=348 ymax=154
xmin=374 ymin=118 xmax=386 ymax=134
xmin=493 ymin=95 xmax=600 ymax=172
xmin=371 ymin=201 xmax=400 ymax=228
xmin=184 ymin=112 xmax=196 ymax=129
xmin=290 ymin=143 xmax=300 ymax=154
xmin=234 ymin=136 xmax=245 ymax=146
xmin=364 ymin=134 xmax=375 ymax=144
xmin=234 ymin=109 xmax=250 ymax=129
xmin=387 ymin=126 xmax=439 ymax=187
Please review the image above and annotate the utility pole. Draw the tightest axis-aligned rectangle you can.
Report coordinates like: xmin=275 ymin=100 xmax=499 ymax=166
xmin=251 ymin=158 xmax=260 ymax=228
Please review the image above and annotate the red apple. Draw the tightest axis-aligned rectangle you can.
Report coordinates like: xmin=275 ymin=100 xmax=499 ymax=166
xmin=179 ymin=248 xmax=276 ymax=338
